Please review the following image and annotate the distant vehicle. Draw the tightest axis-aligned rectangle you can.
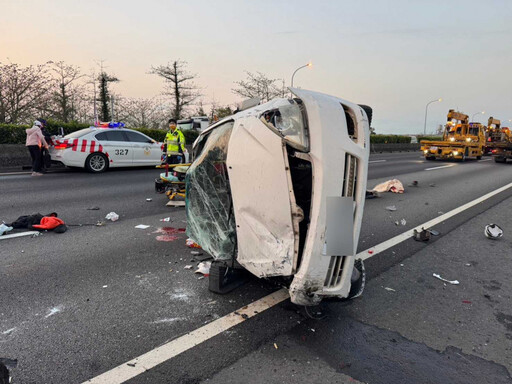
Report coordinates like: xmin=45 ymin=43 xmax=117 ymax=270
xmin=485 ymin=119 xmax=512 ymax=163
xmin=178 ymin=116 xmax=209 ymax=132
xmin=484 ymin=117 xmax=501 ymax=155
xmin=49 ymin=127 xmax=162 ymax=173
xmin=421 ymin=110 xmax=485 ymax=161
xmin=410 ymin=135 xmax=418 ymax=144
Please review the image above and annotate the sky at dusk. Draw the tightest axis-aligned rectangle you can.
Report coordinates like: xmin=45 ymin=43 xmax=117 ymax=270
xmin=2 ymin=0 xmax=511 ymax=133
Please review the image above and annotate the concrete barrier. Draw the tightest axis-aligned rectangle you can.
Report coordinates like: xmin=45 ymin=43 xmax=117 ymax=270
xmin=0 ymin=144 xmax=32 ymax=169
xmin=1 ymin=143 xmax=421 ymax=169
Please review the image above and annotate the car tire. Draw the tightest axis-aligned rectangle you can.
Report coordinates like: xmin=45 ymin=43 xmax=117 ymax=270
xmin=494 ymin=156 xmax=506 ymax=163
xmin=85 ymin=153 xmax=109 ymax=173
xmin=426 ymin=156 xmax=436 ymax=161
xmin=476 ymin=155 xmax=482 ymax=160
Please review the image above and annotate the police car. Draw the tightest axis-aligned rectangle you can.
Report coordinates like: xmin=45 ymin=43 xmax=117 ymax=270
xmin=50 ymin=126 xmax=163 ymax=172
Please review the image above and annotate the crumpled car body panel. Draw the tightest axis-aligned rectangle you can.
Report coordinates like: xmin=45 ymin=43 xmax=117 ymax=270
xmin=186 ymin=88 xmax=370 ymax=305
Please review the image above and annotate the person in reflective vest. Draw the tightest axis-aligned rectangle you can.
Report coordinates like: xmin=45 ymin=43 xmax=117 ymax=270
xmin=164 ymin=118 xmax=186 ymax=164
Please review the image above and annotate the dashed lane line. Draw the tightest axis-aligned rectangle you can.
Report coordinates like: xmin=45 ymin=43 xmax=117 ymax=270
xmin=425 ymin=164 xmax=455 ymax=171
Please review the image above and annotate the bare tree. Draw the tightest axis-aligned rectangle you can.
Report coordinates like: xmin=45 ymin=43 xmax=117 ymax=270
xmin=150 ymin=60 xmax=201 ymax=120
xmin=116 ymin=97 xmax=170 ymax=129
xmin=0 ymin=62 xmax=53 ymax=124
xmin=50 ymin=61 xmax=85 ymax=122
xmin=232 ymin=71 xmax=286 ymax=103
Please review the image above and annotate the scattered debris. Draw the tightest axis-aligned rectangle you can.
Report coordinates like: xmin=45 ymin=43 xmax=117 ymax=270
xmin=384 ymin=287 xmax=396 ymax=292
xmin=135 ymin=224 xmax=150 ymax=229
xmin=160 ymin=217 xmax=171 ymax=222
xmin=146 ymin=198 xmax=152 ymax=202
xmin=465 ymin=263 xmax=471 ymax=267
xmin=2 ymin=328 xmax=16 ymax=335
xmin=184 ymin=265 xmax=193 ymax=270
xmin=400 ymin=218 xmax=406 ymax=226
xmin=102 ymin=285 xmax=108 ymax=288
xmin=408 ymin=180 xmax=419 ymax=187
xmin=462 ymin=300 xmax=472 ymax=304
xmin=428 ymin=229 xmax=440 ymax=236
xmin=429 ymin=183 xmax=436 ymax=187
xmin=186 ymin=238 xmax=202 ymax=248
xmin=0 ymin=358 xmax=17 ymax=384
xmin=127 ymin=362 xmax=136 ymax=367
xmin=372 ymin=179 xmax=404 ymax=194
xmin=198 ymin=276 xmax=205 ymax=280
xmin=413 ymin=228 xmax=431 ymax=242
xmin=87 ymin=206 xmax=100 ymax=210
xmin=385 ymin=205 xmax=397 ymax=211
xmin=365 ymin=190 xmax=381 ymax=199
xmin=45 ymin=306 xmax=63 ymax=318
xmin=433 ymin=273 xmax=459 ymax=285
xmin=195 ymin=261 xmax=212 ymax=276
xmin=166 ymin=200 xmax=186 ymax=207
xmin=438 ymin=211 xmax=444 ymax=215
xmin=484 ymin=224 xmax=503 ymax=240
xmin=0 ymin=224 xmax=13 ymax=236
xmin=105 ymin=212 xmax=119 ymax=222
xmin=191 ymin=250 xmax=203 ymax=256
xmin=274 ymin=343 xmax=278 ymax=350
xmin=155 ymin=227 xmax=186 ymax=242
xmin=0 ymin=231 xmax=40 ymax=241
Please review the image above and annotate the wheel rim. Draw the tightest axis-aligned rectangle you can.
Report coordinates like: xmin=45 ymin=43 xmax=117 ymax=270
xmin=90 ymin=155 xmax=105 ymax=171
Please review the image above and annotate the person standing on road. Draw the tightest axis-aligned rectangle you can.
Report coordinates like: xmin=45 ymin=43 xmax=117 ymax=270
xmin=25 ymin=120 xmax=49 ymax=176
xmin=164 ymin=118 xmax=187 ymax=164
xmin=39 ymin=119 xmax=52 ymax=173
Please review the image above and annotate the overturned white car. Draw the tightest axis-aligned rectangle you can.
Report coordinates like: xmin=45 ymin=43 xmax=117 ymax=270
xmin=186 ymin=88 xmax=371 ymax=305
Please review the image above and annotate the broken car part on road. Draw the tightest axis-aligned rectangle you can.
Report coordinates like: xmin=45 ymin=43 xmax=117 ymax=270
xmin=185 ymin=88 xmax=371 ymax=305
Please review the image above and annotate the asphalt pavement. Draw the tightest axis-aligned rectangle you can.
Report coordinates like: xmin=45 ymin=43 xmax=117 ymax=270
xmin=1 ymin=153 xmax=511 ymax=383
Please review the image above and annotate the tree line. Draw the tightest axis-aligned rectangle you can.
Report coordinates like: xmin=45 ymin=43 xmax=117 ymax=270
xmin=0 ymin=59 xmax=290 ymax=129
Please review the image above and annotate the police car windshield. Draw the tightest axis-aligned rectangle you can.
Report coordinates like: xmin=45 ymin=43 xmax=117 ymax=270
xmin=64 ymin=128 xmax=93 ymax=139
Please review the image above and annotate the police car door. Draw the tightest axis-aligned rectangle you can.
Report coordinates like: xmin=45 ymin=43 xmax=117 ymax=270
xmin=123 ymin=131 xmax=160 ymax=165
xmin=96 ymin=130 xmax=133 ymax=166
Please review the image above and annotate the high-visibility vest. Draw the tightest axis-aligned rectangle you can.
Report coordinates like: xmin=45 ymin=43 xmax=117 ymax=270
xmin=165 ymin=129 xmax=186 ymax=154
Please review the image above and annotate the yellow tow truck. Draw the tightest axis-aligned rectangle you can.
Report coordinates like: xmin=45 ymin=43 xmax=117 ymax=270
xmin=485 ymin=118 xmax=512 ymax=163
xmin=484 ymin=117 xmax=501 ymax=155
xmin=421 ymin=109 xmax=485 ymax=161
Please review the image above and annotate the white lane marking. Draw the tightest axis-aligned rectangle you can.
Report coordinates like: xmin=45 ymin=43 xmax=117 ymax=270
xmin=369 ymin=160 xmax=387 ymax=163
xmin=83 ymin=289 xmax=289 ymax=384
xmin=425 ymin=164 xmax=455 ymax=171
xmin=84 ymin=181 xmax=512 ymax=384
xmin=0 ymin=231 xmax=39 ymax=241
xmin=358 ymin=181 xmax=512 ymax=260
xmin=479 ymin=159 xmax=492 ymax=162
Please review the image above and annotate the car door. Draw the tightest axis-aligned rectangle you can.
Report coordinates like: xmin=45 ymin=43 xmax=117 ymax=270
xmin=123 ymin=130 xmax=161 ymax=165
xmin=94 ymin=130 xmax=133 ymax=166
xmin=226 ymin=117 xmax=299 ymax=278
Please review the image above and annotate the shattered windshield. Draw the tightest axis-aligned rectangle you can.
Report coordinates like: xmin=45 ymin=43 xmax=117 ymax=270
xmin=185 ymin=122 xmax=236 ymax=260
xmin=261 ymin=100 xmax=309 ymax=151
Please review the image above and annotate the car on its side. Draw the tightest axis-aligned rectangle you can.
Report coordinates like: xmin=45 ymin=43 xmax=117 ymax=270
xmin=186 ymin=88 xmax=371 ymax=305
xmin=49 ymin=127 xmax=163 ymax=172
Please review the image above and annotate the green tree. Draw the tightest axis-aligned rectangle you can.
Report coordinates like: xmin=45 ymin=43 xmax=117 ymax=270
xmin=97 ymin=71 xmax=119 ymax=121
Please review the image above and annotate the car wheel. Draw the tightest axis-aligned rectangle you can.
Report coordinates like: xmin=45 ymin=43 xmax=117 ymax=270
xmin=476 ymin=155 xmax=482 ymax=160
xmin=494 ymin=156 xmax=506 ymax=163
xmin=85 ymin=153 xmax=108 ymax=173
xmin=426 ymin=156 xmax=435 ymax=161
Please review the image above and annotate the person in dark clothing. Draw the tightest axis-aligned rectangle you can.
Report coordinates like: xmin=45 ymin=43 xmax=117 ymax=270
xmin=39 ymin=119 xmax=52 ymax=172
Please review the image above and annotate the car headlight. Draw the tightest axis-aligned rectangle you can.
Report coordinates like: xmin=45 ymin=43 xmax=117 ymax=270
xmin=424 ymin=149 xmax=428 ymax=154
xmin=453 ymin=151 xmax=459 ymax=156
xmin=449 ymin=137 xmax=455 ymax=142
xmin=466 ymin=138 xmax=472 ymax=142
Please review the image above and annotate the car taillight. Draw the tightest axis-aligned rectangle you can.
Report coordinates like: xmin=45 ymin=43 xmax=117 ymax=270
xmin=492 ymin=149 xmax=497 ymax=154
xmin=54 ymin=143 xmax=72 ymax=149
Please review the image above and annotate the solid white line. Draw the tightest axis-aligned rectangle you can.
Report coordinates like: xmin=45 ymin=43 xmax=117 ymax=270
xmin=369 ymin=160 xmax=387 ymax=163
xmin=425 ymin=164 xmax=455 ymax=171
xmin=83 ymin=289 xmax=289 ymax=384
xmin=0 ymin=231 xmax=39 ymax=240
xmin=358 ymin=181 xmax=512 ymax=260
xmin=479 ymin=159 xmax=492 ymax=162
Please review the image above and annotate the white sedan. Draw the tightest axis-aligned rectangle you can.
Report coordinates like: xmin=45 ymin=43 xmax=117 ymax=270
xmin=50 ymin=127 xmax=163 ymax=172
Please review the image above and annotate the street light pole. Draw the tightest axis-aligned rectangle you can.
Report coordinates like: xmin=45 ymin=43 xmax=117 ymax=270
xmin=471 ymin=111 xmax=485 ymax=122
xmin=423 ymin=98 xmax=442 ymax=135
xmin=291 ymin=63 xmax=312 ymax=88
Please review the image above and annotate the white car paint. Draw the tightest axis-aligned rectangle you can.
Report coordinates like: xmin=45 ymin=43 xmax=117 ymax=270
xmin=188 ymin=88 xmax=370 ymax=305
xmin=50 ymin=127 xmax=162 ymax=172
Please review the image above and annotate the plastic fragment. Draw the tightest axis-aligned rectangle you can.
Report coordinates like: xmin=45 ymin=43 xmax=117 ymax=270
xmin=274 ymin=343 xmax=278 ymax=350
xmin=186 ymin=238 xmax=202 ymax=249
xmin=428 ymin=229 xmax=440 ymax=236
xmin=384 ymin=287 xmax=396 ymax=292
xmin=385 ymin=205 xmax=397 ymax=211
xmin=105 ymin=212 xmax=119 ymax=222
xmin=87 ymin=206 xmax=100 ymax=210
xmin=160 ymin=217 xmax=171 ymax=222
xmin=484 ymin=224 xmax=503 ymax=239
xmin=400 ymin=219 xmax=406 ymax=226
xmin=0 ymin=224 xmax=13 ymax=236
xmin=195 ymin=261 xmax=212 ymax=276
xmin=146 ymin=198 xmax=152 ymax=202
xmin=372 ymin=179 xmax=404 ymax=194
xmin=184 ymin=265 xmax=193 ymax=270
xmin=433 ymin=273 xmax=459 ymax=285
xmin=135 ymin=224 xmax=150 ymax=229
